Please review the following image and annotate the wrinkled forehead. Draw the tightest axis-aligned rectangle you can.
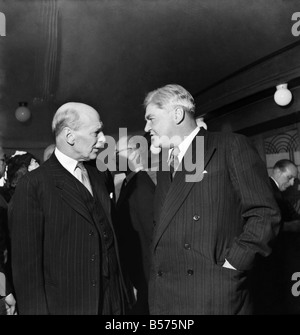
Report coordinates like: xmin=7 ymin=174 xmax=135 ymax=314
xmin=80 ymin=109 xmax=102 ymax=128
xmin=145 ymin=103 xmax=170 ymax=119
xmin=145 ymin=103 xmax=156 ymax=117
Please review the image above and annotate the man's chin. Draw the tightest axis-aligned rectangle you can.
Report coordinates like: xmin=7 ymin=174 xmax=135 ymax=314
xmin=90 ymin=152 xmax=98 ymax=160
xmin=150 ymin=144 xmax=161 ymax=154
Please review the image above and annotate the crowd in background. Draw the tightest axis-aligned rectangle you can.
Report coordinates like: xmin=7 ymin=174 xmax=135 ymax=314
xmin=0 ymin=148 xmax=41 ymax=314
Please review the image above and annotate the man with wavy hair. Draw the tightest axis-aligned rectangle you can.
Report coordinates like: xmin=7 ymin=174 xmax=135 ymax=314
xmin=144 ymin=84 xmax=281 ymax=315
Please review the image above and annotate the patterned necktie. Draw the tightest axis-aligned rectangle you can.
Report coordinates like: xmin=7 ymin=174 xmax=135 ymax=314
xmin=75 ymin=162 xmax=93 ymax=196
xmin=168 ymin=146 xmax=180 ymax=179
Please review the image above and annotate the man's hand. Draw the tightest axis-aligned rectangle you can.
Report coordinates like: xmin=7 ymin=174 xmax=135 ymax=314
xmin=5 ymin=293 xmax=17 ymax=315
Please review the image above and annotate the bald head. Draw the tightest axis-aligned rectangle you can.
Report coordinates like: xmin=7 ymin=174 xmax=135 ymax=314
xmin=52 ymin=102 xmax=102 ymax=137
xmin=52 ymin=102 xmax=105 ymax=161
xmin=272 ymin=159 xmax=298 ymax=191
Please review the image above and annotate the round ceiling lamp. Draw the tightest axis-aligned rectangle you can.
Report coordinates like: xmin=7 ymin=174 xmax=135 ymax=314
xmin=15 ymin=101 xmax=31 ymax=122
xmin=274 ymin=83 xmax=292 ymax=106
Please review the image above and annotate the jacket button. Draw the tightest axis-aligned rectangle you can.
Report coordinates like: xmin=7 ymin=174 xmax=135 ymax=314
xmin=157 ymin=270 xmax=163 ymax=277
xmin=91 ymin=280 xmax=97 ymax=287
xmin=184 ymin=243 xmax=191 ymax=250
xmin=187 ymin=269 xmax=194 ymax=275
xmin=89 ymin=230 xmax=94 ymax=236
xmin=91 ymin=254 xmax=95 ymax=261
xmin=193 ymin=214 xmax=200 ymax=221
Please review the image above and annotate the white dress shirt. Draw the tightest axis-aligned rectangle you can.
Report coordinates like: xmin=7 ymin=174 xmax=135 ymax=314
xmin=54 ymin=148 xmax=80 ymax=180
xmin=168 ymin=126 xmax=200 ymax=164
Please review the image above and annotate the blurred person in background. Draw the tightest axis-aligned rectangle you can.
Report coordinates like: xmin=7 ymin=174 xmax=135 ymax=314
xmin=253 ymin=159 xmax=300 ymax=314
xmin=0 ymin=146 xmax=16 ymax=315
xmin=114 ymin=133 xmax=156 ymax=314
xmin=6 ymin=151 xmax=40 ymax=202
xmin=43 ymin=143 xmax=56 ymax=162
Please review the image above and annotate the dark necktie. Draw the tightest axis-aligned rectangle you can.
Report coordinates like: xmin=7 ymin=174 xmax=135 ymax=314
xmin=75 ymin=162 xmax=93 ymax=196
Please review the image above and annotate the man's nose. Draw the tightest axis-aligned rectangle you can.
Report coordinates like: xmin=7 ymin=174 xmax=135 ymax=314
xmin=97 ymin=132 xmax=106 ymax=142
xmin=144 ymin=121 xmax=150 ymax=133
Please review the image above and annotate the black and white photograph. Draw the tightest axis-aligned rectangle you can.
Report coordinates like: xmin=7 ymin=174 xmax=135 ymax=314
xmin=0 ymin=0 xmax=300 ymax=320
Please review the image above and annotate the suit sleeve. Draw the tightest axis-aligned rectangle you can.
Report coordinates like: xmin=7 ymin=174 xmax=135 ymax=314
xmin=11 ymin=175 xmax=48 ymax=314
xmin=225 ymin=135 xmax=281 ymax=271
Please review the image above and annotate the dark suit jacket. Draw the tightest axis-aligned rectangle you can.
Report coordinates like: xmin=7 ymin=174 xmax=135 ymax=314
xmin=10 ymin=154 xmax=126 ymax=315
xmin=149 ymin=128 xmax=281 ymax=315
xmin=115 ymin=170 xmax=155 ymax=314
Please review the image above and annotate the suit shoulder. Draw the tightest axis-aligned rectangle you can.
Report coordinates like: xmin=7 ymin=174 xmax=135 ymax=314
xmin=17 ymin=161 xmax=50 ymax=187
xmin=204 ymin=129 xmax=247 ymax=140
xmin=205 ymin=130 xmax=253 ymax=147
xmin=30 ymin=161 xmax=50 ymax=177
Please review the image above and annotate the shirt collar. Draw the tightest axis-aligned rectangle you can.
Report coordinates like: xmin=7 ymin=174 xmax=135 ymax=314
xmin=270 ymin=176 xmax=280 ymax=189
xmin=168 ymin=126 xmax=200 ymax=163
xmin=54 ymin=148 xmax=79 ymax=175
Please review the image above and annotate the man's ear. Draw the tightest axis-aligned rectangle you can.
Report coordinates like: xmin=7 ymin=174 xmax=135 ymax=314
xmin=64 ymin=127 xmax=75 ymax=145
xmin=174 ymin=106 xmax=185 ymax=125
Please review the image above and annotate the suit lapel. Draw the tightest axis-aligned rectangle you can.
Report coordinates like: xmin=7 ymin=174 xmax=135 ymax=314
xmin=153 ymin=149 xmax=172 ymax=222
xmin=49 ymin=155 xmax=94 ymax=224
xmin=85 ymin=163 xmax=113 ymax=228
xmin=153 ymin=128 xmax=216 ymax=249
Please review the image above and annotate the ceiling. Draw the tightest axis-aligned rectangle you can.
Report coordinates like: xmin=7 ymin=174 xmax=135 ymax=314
xmin=0 ymin=0 xmax=300 ymax=149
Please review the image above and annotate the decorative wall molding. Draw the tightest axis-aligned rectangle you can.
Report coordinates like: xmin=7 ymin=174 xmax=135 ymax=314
xmin=195 ymin=42 xmax=300 ymax=116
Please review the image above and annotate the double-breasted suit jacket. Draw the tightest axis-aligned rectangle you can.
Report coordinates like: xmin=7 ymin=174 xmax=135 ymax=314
xmin=11 ymin=154 xmax=126 ymax=315
xmin=149 ymin=128 xmax=281 ymax=315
